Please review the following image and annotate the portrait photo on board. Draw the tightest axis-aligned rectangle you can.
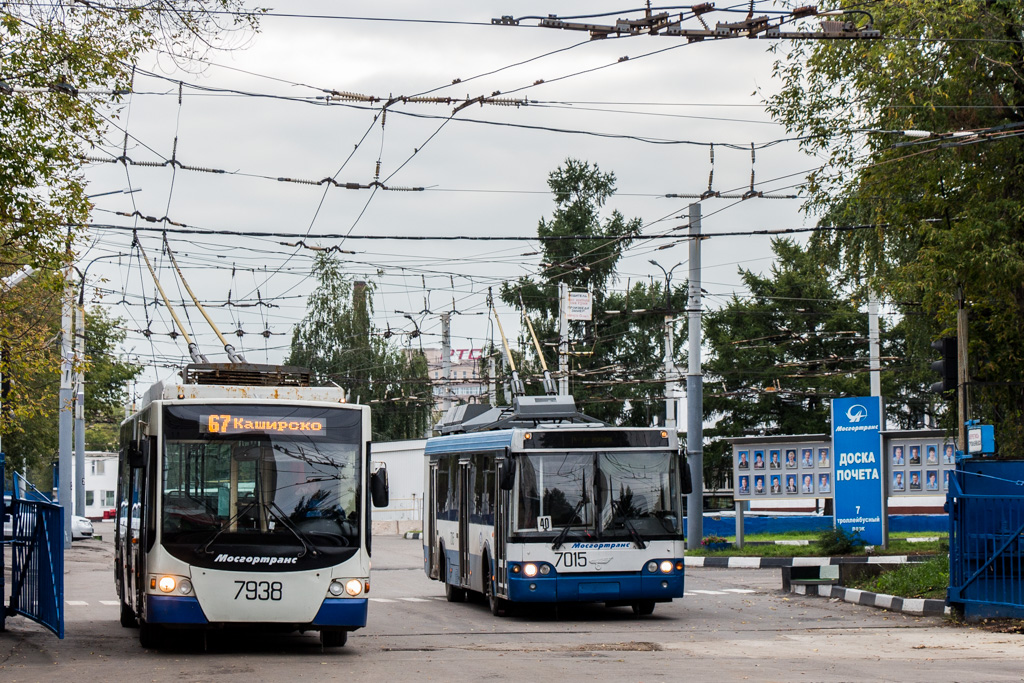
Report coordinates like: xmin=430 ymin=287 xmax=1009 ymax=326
xmin=801 ymin=448 xmax=814 ymax=468
xmin=893 ymin=471 xmax=905 ymax=492
xmin=943 ymin=443 xmax=955 ymax=464
xmin=769 ymin=450 xmax=781 ymax=469
xmin=909 ymin=445 xmax=921 ymax=465
xmin=925 ymin=470 xmax=939 ymax=491
xmin=818 ymin=473 xmax=830 ymax=493
xmin=738 ymin=475 xmax=750 ymax=495
xmin=754 ymin=450 xmax=765 ymax=469
xmin=786 ymin=474 xmax=798 ymax=493
xmin=892 ymin=444 xmax=905 ymax=466
xmin=754 ymin=475 xmax=766 ymax=495
xmin=738 ymin=450 xmax=749 ymax=469
xmin=801 ymin=473 xmax=814 ymax=494
xmin=909 ymin=470 xmax=922 ymax=490
xmin=818 ymin=447 xmax=830 ymax=468
xmin=926 ymin=445 xmax=938 ymax=465
xmin=786 ymin=449 xmax=798 ymax=468
xmin=770 ymin=475 xmax=782 ymax=494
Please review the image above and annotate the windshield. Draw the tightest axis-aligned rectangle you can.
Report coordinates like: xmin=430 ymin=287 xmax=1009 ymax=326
xmin=161 ymin=404 xmax=362 ymax=556
xmin=515 ymin=450 xmax=680 ymax=540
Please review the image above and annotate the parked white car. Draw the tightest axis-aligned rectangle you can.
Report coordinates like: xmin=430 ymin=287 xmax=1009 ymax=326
xmin=72 ymin=515 xmax=94 ymax=540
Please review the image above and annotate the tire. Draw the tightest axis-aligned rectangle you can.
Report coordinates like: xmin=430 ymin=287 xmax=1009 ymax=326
xmin=632 ymin=600 xmax=656 ymax=616
xmin=445 ymin=580 xmax=466 ymax=603
xmin=138 ymin=621 xmax=162 ymax=649
xmin=320 ymin=628 xmax=348 ymax=647
xmin=483 ymin=556 xmax=509 ymax=617
xmin=119 ymin=598 xmax=138 ymax=628
xmin=440 ymin=545 xmax=465 ymax=602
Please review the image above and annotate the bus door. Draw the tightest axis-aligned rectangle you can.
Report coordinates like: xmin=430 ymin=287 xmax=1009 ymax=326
xmin=123 ymin=438 xmax=149 ymax=613
xmin=493 ymin=452 xmax=509 ymax=597
xmin=458 ymin=458 xmax=471 ymax=588
xmin=427 ymin=462 xmax=439 ymax=580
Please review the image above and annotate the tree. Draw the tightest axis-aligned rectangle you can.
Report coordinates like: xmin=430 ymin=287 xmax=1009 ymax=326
xmin=83 ymin=306 xmax=144 ymax=451
xmin=765 ymin=1 xmax=1024 ymax=453
xmin=502 ymin=159 xmax=674 ymax=424
xmin=702 ymin=239 xmax=871 ymax=485
xmin=287 ymin=253 xmax=433 ymax=441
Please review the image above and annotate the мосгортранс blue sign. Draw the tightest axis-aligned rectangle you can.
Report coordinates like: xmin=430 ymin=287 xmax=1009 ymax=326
xmin=831 ymin=396 xmax=885 ymax=546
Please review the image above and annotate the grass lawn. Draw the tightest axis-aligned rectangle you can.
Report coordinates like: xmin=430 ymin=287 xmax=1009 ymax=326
xmin=686 ymin=530 xmax=947 ymax=557
xmin=847 ymin=555 xmax=949 ymax=599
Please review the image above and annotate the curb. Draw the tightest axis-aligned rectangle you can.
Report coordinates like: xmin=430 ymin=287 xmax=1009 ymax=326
xmin=791 ymin=582 xmax=949 ymax=617
xmin=685 ymin=555 xmax=923 ymax=569
xmin=404 ymin=531 xmax=422 ymax=540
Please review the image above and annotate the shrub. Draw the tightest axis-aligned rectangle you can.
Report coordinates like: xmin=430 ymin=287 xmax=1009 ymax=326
xmin=816 ymin=526 xmax=865 ymax=555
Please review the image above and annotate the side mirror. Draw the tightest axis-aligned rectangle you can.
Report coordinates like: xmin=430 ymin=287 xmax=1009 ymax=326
xmin=499 ymin=457 xmax=517 ymax=491
xmin=127 ymin=441 xmax=145 ymax=469
xmin=680 ymin=453 xmax=693 ymax=495
xmin=370 ymin=467 xmax=390 ymax=508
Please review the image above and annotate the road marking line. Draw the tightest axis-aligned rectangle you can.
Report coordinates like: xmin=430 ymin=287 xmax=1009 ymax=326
xmin=690 ymin=590 xmax=726 ymax=595
xmin=400 ymin=597 xmax=429 ymax=602
xmin=369 ymin=598 xmax=396 ymax=603
xmin=99 ymin=600 xmax=120 ymax=605
xmin=67 ymin=601 xmax=88 ymax=606
xmin=722 ymin=589 xmax=755 ymax=594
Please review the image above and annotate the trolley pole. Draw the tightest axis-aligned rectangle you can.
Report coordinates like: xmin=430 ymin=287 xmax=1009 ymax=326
xmin=685 ymin=203 xmax=704 ymax=547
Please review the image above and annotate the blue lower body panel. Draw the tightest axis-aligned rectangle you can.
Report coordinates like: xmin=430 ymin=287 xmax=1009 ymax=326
xmin=147 ymin=595 xmax=209 ymax=624
xmin=312 ymin=598 xmax=368 ymax=628
xmin=507 ymin=571 xmax=685 ymax=603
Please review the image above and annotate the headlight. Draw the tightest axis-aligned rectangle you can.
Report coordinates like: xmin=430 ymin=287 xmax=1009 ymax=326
xmin=660 ymin=560 xmax=673 ymax=574
xmin=523 ymin=563 xmax=538 ymax=578
xmin=345 ymin=579 xmax=362 ymax=596
xmin=158 ymin=576 xmax=176 ymax=593
xmin=178 ymin=579 xmax=193 ymax=595
xmin=329 ymin=580 xmax=345 ymax=596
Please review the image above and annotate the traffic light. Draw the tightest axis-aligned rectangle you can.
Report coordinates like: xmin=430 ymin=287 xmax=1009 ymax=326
xmin=929 ymin=337 xmax=958 ymax=394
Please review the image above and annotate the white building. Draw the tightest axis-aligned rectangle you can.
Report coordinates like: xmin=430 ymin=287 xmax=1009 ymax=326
xmin=83 ymin=451 xmax=118 ymax=519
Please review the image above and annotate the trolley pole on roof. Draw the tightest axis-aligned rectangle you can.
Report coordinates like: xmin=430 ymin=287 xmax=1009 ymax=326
xmin=686 ymin=203 xmax=704 ymax=547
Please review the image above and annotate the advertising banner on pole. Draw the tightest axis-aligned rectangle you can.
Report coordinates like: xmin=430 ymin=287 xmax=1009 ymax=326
xmin=831 ymin=396 xmax=885 ymax=545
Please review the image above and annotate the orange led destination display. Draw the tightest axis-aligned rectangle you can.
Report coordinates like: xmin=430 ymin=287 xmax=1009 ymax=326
xmin=200 ymin=414 xmax=326 ymax=436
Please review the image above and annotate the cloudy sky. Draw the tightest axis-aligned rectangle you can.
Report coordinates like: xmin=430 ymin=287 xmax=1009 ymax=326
xmin=80 ymin=1 xmax=827 ymax=391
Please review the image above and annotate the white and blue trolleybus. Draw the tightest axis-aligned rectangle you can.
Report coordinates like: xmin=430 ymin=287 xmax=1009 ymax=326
xmin=423 ymin=394 xmax=690 ymax=616
xmin=115 ymin=364 xmax=388 ymax=648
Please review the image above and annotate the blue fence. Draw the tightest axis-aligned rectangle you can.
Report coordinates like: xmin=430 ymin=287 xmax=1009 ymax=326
xmin=948 ymin=460 xmax=1024 ymax=621
xmin=2 ymin=455 xmax=65 ymax=638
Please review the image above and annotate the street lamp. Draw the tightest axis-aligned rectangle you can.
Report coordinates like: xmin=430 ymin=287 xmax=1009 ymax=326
xmin=648 ymin=260 xmax=683 ymax=434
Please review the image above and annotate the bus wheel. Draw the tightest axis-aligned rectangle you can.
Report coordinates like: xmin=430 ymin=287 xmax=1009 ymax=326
xmin=119 ymin=598 xmax=137 ymax=628
xmin=138 ymin=621 xmax=163 ymax=649
xmin=320 ymin=628 xmax=348 ymax=647
xmin=631 ymin=600 xmax=655 ymax=616
xmin=484 ymin=570 xmax=508 ymax=616
xmin=445 ymin=580 xmax=466 ymax=603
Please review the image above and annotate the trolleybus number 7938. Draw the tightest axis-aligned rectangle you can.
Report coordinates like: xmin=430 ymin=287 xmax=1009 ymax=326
xmin=234 ymin=581 xmax=283 ymax=601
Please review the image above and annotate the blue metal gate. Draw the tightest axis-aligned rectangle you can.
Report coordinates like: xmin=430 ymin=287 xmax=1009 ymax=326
xmin=1 ymin=454 xmax=65 ymax=638
xmin=948 ymin=460 xmax=1024 ymax=621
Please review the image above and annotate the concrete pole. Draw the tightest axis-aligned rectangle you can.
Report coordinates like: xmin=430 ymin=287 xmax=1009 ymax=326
xmin=59 ymin=277 xmax=74 ymax=548
xmin=868 ymin=293 xmax=881 ymax=399
xmin=74 ymin=302 xmax=85 ymax=517
xmin=441 ymin=312 xmax=452 ymax=412
xmin=558 ymin=282 xmax=569 ymax=396
xmin=685 ymin=203 xmax=704 ymax=547
xmin=488 ymin=354 xmax=496 ymax=406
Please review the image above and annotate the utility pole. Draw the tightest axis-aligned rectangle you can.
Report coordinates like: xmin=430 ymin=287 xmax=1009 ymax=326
xmin=488 ymin=353 xmax=497 ymax=406
xmin=74 ymin=301 xmax=85 ymax=517
xmin=558 ymin=281 xmax=569 ymax=396
xmin=868 ymin=292 xmax=881 ymax=398
xmin=956 ymin=286 xmax=969 ymax=450
xmin=59 ymin=275 xmax=74 ymax=549
xmin=686 ymin=203 xmax=704 ymax=547
xmin=441 ymin=312 xmax=452 ymax=412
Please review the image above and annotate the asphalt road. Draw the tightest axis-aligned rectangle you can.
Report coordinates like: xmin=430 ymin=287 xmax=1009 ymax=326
xmin=1 ymin=522 xmax=1021 ymax=682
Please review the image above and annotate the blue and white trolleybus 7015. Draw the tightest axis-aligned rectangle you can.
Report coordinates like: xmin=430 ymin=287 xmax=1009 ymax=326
xmin=115 ymin=364 xmax=388 ymax=648
xmin=423 ymin=395 xmax=690 ymax=616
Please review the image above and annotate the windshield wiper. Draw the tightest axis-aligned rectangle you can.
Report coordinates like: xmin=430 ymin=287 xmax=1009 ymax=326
xmin=197 ymin=500 xmax=320 ymax=558
xmin=615 ymin=498 xmax=646 ymax=549
xmin=551 ymin=497 xmax=588 ymax=550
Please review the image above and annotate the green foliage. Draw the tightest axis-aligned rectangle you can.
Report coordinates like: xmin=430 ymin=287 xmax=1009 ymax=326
xmin=765 ymin=1 xmax=1024 ymax=453
xmin=702 ymin=239 xmax=872 ymax=484
xmin=816 ymin=526 xmax=864 ymax=556
xmin=287 ymin=253 xmax=432 ymax=441
xmin=501 ymin=159 xmax=681 ymax=425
